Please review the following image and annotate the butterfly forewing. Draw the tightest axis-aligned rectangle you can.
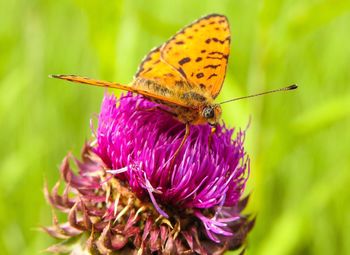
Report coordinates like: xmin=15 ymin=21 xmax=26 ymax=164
xmin=134 ymin=47 xmax=185 ymax=86
xmin=161 ymin=14 xmax=230 ymax=99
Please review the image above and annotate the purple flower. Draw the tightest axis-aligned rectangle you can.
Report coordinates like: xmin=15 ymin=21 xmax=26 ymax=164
xmin=44 ymin=93 xmax=254 ymax=254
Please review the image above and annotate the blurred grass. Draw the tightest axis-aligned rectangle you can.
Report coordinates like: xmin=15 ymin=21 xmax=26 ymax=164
xmin=0 ymin=0 xmax=349 ymax=254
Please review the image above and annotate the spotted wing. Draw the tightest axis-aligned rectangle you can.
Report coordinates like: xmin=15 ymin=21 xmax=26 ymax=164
xmin=160 ymin=14 xmax=230 ymax=99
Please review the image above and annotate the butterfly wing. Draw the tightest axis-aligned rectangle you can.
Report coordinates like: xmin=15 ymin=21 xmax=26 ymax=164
xmin=160 ymin=14 xmax=230 ymax=99
xmin=50 ymin=75 xmax=132 ymax=90
xmin=53 ymin=14 xmax=230 ymax=110
xmin=134 ymin=47 xmax=186 ymax=87
xmin=133 ymin=15 xmax=230 ymax=108
xmin=50 ymin=74 xmax=191 ymax=107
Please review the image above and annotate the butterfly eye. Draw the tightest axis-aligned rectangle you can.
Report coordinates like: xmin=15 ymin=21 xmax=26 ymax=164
xmin=203 ymin=106 xmax=215 ymax=119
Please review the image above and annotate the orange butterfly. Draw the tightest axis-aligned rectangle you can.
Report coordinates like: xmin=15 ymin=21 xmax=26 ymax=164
xmin=51 ymin=14 xmax=296 ymax=152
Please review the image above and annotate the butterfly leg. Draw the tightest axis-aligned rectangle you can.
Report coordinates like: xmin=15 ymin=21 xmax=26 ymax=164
xmin=174 ymin=123 xmax=190 ymax=159
xmin=208 ymin=124 xmax=217 ymax=148
xmin=168 ymin=123 xmax=190 ymax=171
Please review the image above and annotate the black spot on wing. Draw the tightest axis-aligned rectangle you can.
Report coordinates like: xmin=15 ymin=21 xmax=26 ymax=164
xmin=178 ymin=57 xmax=191 ymax=65
xmin=206 ymin=54 xmax=228 ymax=60
xmin=207 ymin=73 xmax=218 ymax=80
xmin=195 ymin=57 xmax=202 ymax=62
xmin=211 ymin=36 xmax=230 ymax=44
xmin=208 ymin=51 xmax=225 ymax=56
xmin=143 ymin=67 xmax=152 ymax=74
xmin=196 ymin=73 xmax=204 ymax=79
xmin=175 ymin=41 xmax=185 ymax=45
xmin=204 ymin=64 xmax=221 ymax=69
xmin=177 ymin=67 xmax=187 ymax=79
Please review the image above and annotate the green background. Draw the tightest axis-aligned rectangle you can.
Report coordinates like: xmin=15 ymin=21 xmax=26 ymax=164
xmin=1 ymin=0 xmax=349 ymax=254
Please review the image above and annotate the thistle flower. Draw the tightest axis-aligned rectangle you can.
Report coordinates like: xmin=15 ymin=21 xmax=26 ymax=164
xmin=44 ymin=93 xmax=254 ymax=254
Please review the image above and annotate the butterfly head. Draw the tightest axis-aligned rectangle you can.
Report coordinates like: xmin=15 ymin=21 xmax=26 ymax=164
xmin=202 ymin=104 xmax=222 ymax=126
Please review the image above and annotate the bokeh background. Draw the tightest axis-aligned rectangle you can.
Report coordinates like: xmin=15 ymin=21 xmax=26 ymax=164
xmin=1 ymin=0 xmax=350 ymax=254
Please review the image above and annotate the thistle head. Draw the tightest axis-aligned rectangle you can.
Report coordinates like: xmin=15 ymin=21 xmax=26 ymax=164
xmin=44 ymin=93 xmax=254 ymax=254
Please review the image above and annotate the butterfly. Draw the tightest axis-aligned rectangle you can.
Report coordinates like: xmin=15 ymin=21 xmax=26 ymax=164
xmin=52 ymin=14 xmax=230 ymax=125
xmin=51 ymin=14 xmax=297 ymax=154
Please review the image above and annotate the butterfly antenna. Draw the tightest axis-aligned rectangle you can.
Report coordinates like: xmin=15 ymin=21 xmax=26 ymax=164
xmin=219 ymin=84 xmax=298 ymax=105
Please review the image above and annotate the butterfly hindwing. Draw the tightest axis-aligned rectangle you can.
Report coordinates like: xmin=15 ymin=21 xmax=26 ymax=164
xmin=51 ymin=74 xmax=191 ymax=107
xmin=134 ymin=47 xmax=201 ymax=108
